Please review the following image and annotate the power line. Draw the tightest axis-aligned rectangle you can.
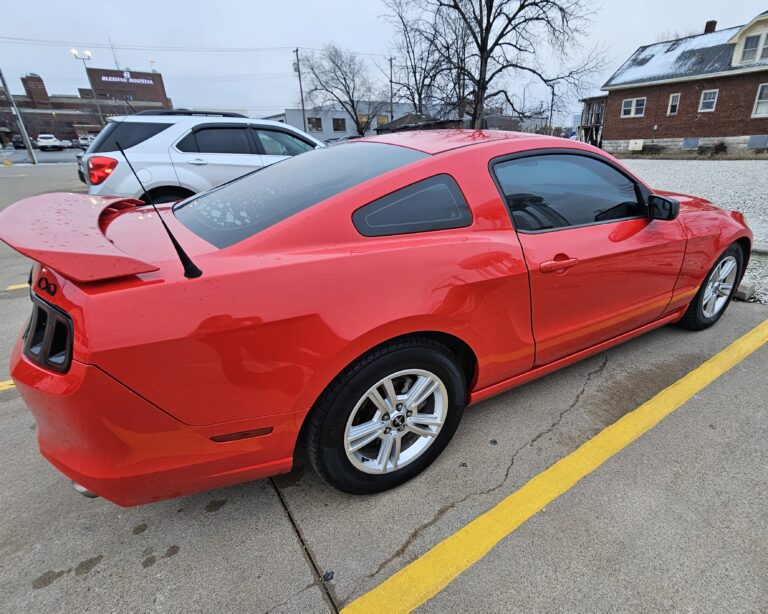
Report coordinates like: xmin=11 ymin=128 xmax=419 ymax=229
xmin=0 ymin=36 xmax=295 ymax=53
xmin=0 ymin=36 xmax=388 ymax=58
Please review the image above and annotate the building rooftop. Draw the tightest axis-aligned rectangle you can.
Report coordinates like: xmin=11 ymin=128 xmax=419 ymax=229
xmin=603 ymin=24 xmax=768 ymax=89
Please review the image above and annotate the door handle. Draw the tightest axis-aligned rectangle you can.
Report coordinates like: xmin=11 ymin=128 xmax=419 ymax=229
xmin=540 ymin=257 xmax=579 ymax=273
xmin=187 ymin=158 xmax=208 ymax=166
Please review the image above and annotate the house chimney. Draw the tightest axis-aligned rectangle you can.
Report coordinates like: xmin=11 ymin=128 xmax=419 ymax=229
xmin=704 ymin=20 xmax=717 ymax=34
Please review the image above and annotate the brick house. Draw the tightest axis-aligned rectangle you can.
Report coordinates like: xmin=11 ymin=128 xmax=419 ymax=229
xmin=590 ymin=11 xmax=768 ymax=153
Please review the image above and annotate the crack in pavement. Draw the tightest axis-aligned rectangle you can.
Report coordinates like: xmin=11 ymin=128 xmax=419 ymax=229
xmin=263 ymin=581 xmax=319 ymax=614
xmin=346 ymin=353 xmax=610 ymax=601
xmin=270 ymin=478 xmax=340 ymax=613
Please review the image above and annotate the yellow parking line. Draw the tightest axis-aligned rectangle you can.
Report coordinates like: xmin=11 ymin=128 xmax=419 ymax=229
xmin=4 ymin=283 xmax=28 ymax=291
xmin=0 ymin=379 xmax=15 ymax=393
xmin=343 ymin=318 xmax=768 ymax=614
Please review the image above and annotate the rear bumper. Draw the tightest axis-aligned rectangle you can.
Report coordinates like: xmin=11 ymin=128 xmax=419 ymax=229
xmin=11 ymin=341 xmax=299 ymax=506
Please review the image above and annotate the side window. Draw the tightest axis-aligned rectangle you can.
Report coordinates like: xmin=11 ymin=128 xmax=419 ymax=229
xmin=176 ymin=132 xmax=198 ymax=152
xmin=192 ymin=127 xmax=251 ymax=154
xmin=353 ymin=175 xmax=472 ymax=237
xmin=253 ymin=129 xmax=314 ymax=156
xmin=492 ymin=154 xmax=643 ymax=232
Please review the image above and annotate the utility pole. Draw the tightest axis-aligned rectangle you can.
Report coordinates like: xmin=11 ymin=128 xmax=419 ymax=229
xmin=548 ymin=85 xmax=555 ymax=135
xmin=293 ymin=48 xmax=307 ymax=133
xmin=389 ymin=56 xmax=394 ymax=121
xmin=0 ymin=66 xmax=37 ymax=164
xmin=71 ymin=49 xmax=105 ymax=127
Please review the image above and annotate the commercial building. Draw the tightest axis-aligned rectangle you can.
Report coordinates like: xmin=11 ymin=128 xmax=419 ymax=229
xmin=265 ymin=102 xmax=415 ymax=142
xmin=581 ymin=10 xmax=768 ymax=153
xmin=0 ymin=68 xmax=172 ymax=143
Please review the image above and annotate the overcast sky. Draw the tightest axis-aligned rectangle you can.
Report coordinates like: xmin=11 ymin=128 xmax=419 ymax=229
xmin=2 ymin=0 xmax=767 ymax=121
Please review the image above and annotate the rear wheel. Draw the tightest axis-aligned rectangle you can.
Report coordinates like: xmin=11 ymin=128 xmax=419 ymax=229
xmin=679 ymin=243 xmax=743 ymax=330
xmin=305 ymin=337 xmax=467 ymax=494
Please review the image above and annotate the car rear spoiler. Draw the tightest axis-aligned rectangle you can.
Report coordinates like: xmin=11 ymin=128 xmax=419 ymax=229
xmin=0 ymin=192 xmax=160 ymax=282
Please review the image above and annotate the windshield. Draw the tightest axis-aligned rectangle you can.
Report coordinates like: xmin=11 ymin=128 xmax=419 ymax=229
xmin=173 ymin=142 xmax=428 ymax=248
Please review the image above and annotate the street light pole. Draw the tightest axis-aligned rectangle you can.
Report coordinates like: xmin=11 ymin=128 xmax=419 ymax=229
xmin=0 ymin=65 xmax=36 ymax=164
xmin=71 ymin=49 xmax=104 ymax=127
xmin=293 ymin=48 xmax=307 ymax=133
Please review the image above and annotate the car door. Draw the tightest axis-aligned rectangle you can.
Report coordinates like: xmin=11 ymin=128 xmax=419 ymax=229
xmin=169 ymin=125 xmax=264 ymax=189
xmin=491 ymin=151 xmax=687 ymax=366
xmin=251 ymin=127 xmax=316 ymax=167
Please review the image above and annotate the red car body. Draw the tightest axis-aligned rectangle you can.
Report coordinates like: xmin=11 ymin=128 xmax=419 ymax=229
xmin=0 ymin=131 xmax=752 ymax=506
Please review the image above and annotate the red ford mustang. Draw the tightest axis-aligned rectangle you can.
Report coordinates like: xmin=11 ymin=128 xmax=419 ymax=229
xmin=0 ymin=131 xmax=752 ymax=506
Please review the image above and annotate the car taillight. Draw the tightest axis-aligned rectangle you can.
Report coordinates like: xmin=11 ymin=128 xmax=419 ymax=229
xmin=88 ymin=156 xmax=118 ymax=185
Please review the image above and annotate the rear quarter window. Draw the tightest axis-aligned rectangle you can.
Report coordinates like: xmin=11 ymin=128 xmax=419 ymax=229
xmin=89 ymin=121 xmax=172 ymax=153
xmin=352 ymin=175 xmax=472 ymax=237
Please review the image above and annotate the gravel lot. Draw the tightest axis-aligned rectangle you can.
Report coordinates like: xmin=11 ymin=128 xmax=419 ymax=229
xmin=624 ymin=159 xmax=768 ymax=303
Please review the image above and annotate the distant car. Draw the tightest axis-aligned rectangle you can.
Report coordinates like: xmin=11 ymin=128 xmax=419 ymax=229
xmin=60 ymin=139 xmax=73 ymax=148
xmin=79 ymin=111 xmax=324 ymax=202
xmin=77 ymin=135 xmax=95 ymax=149
xmin=11 ymin=136 xmax=25 ymax=150
xmin=36 ymin=134 xmax=64 ymax=151
xmin=0 ymin=131 xmax=753 ymax=505
xmin=325 ymin=135 xmax=363 ymax=145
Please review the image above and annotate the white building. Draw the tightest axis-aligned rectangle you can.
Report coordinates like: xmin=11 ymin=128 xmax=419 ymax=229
xmin=265 ymin=102 xmax=422 ymax=142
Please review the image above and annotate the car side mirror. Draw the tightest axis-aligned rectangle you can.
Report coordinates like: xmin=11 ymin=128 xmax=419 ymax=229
xmin=648 ymin=195 xmax=680 ymax=221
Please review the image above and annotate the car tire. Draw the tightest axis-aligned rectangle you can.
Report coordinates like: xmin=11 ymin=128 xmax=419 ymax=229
xmin=678 ymin=243 xmax=743 ymax=331
xmin=305 ymin=337 xmax=467 ymax=494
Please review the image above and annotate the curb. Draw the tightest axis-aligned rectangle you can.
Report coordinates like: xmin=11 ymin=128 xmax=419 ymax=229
xmin=753 ymin=243 xmax=768 ymax=256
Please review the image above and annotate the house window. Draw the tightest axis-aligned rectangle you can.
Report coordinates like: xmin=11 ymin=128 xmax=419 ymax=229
xmin=741 ymin=35 xmax=761 ymax=63
xmin=754 ymin=84 xmax=768 ymax=117
xmin=332 ymin=117 xmax=346 ymax=132
xmin=667 ymin=93 xmax=680 ymax=116
xmin=357 ymin=114 xmax=369 ymax=126
xmin=621 ymin=97 xmax=646 ymax=118
xmin=376 ymin=114 xmax=389 ymax=126
xmin=763 ymin=36 xmax=768 ymax=60
xmin=698 ymin=89 xmax=719 ymax=112
xmin=307 ymin=117 xmax=322 ymax=132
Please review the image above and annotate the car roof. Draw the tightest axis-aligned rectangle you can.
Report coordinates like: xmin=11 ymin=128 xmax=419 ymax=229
xmin=360 ymin=129 xmax=565 ymax=155
xmin=111 ymin=114 xmax=294 ymax=130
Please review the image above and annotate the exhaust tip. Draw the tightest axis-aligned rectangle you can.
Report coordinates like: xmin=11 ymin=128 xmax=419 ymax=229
xmin=72 ymin=481 xmax=98 ymax=499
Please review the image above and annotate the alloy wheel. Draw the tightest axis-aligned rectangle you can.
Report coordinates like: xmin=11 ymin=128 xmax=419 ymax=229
xmin=702 ymin=255 xmax=738 ymax=318
xmin=343 ymin=369 xmax=448 ymax=475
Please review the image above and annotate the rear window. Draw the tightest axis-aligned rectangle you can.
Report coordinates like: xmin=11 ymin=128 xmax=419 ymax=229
xmin=89 ymin=121 xmax=171 ymax=153
xmin=174 ymin=142 xmax=427 ymax=248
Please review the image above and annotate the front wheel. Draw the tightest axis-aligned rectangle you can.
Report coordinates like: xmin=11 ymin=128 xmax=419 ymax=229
xmin=305 ymin=338 xmax=467 ymax=494
xmin=679 ymin=243 xmax=743 ymax=330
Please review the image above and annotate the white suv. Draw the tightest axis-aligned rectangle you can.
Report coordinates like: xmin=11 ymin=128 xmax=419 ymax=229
xmin=37 ymin=134 xmax=64 ymax=151
xmin=80 ymin=111 xmax=324 ymax=203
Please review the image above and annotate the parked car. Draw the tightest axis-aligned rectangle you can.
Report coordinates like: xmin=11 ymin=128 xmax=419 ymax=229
xmin=60 ymin=139 xmax=73 ymax=148
xmin=0 ymin=131 xmax=752 ymax=506
xmin=36 ymin=134 xmax=64 ymax=151
xmin=77 ymin=135 xmax=95 ymax=149
xmin=11 ymin=135 xmax=25 ymax=150
xmin=326 ymin=135 xmax=362 ymax=144
xmin=79 ymin=110 xmax=324 ymax=202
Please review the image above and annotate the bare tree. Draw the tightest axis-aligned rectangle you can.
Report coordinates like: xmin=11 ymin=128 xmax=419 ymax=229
xmin=303 ymin=44 xmax=386 ymax=136
xmin=385 ymin=0 xmax=442 ymax=115
xmin=416 ymin=0 xmax=604 ymax=128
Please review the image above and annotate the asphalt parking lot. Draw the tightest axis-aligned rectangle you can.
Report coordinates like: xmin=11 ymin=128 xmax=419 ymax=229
xmin=1 ymin=148 xmax=82 ymax=165
xmin=0 ymin=163 xmax=766 ymax=613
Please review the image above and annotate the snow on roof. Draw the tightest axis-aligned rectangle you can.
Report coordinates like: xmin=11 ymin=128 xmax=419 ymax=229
xmin=603 ymin=25 xmax=768 ymax=89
